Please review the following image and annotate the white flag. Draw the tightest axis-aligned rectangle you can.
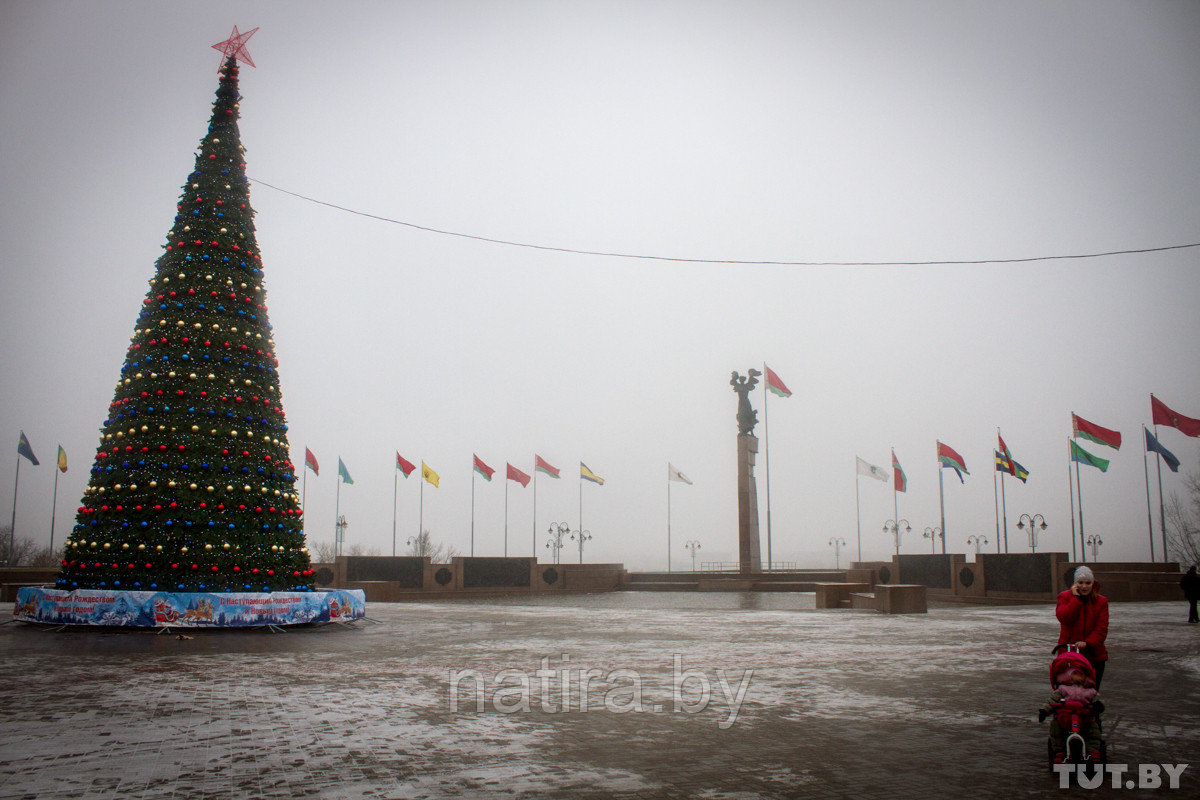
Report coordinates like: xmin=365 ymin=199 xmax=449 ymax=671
xmin=856 ymin=456 xmax=888 ymax=483
xmin=668 ymin=463 xmax=693 ymax=485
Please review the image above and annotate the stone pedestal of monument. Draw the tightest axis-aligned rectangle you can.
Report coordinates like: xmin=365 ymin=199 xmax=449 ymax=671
xmin=737 ymin=434 xmax=762 ymax=575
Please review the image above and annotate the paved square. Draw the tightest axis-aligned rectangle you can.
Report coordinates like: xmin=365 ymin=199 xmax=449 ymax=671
xmin=2 ymin=594 xmax=1196 ymax=799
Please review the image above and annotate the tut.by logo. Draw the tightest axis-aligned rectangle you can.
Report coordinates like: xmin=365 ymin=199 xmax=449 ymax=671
xmin=1054 ymin=763 xmax=1188 ymax=790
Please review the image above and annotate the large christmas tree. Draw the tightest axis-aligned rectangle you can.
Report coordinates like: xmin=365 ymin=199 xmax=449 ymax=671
xmin=57 ymin=42 xmax=315 ymax=595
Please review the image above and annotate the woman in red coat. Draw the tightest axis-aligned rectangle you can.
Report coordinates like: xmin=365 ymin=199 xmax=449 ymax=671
xmin=1056 ymin=565 xmax=1109 ymax=688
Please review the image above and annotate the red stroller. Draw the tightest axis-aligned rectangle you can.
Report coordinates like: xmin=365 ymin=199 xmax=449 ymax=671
xmin=1041 ymin=645 xmax=1106 ymax=772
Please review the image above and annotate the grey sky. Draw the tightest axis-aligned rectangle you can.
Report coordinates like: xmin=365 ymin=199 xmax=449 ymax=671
xmin=2 ymin=1 xmax=1198 ymax=569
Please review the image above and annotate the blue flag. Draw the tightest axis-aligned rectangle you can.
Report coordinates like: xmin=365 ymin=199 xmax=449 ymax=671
xmin=1144 ymin=426 xmax=1180 ymax=473
xmin=337 ymin=457 xmax=354 ymax=484
xmin=17 ymin=431 xmax=39 ymax=465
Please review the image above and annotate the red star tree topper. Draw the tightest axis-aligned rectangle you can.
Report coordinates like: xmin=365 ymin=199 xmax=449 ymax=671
xmin=212 ymin=25 xmax=259 ymax=68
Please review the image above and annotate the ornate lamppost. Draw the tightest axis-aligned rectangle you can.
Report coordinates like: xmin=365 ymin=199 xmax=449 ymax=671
xmin=828 ymin=537 xmax=846 ymax=569
xmin=1086 ymin=534 xmax=1103 ymax=562
xmin=570 ymin=527 xmax=592 ymax=564
xmin=922 ymin=526 xmax=943 ymax=554
xmin=684 ymin=539 xmax=702 ymax=571
xmin=883 ymin=519 xmax=910 ymax=556
xmin=1016 ymin=513 xmax=1048 ymax=553
xmin=967 ymin=534 xmax=988 ymax=555
xmin=335 ymin=515 xmax=348 ymax=559
xmin=545 ymin=522 xmax=569 ymax=564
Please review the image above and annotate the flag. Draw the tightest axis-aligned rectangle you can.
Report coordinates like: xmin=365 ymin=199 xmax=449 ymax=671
xmin=506 ymin=463 xmax=531 ymax=487
xmin=668 ymin=463 xmax=693 ymax=485
xmin=997 ymin=432 xmax=1016 ymax=476
xmin=891 ymin=449 xmax=907 ymax=493
xmin=1151 ymin=395 xmax=1200 ymax=437
xmin=1070 ymin=440 xmax=1110 ymax=473
xmin=1071 ymin=413 xmax=1122 ymax=450
xmin=422 ymin=461 xmax=440 ymax=487
xmin=764 ymin=365 xmax=792 ymax=398
xmin=474 ymin=454 xmax=495 ymax=481
xmin=995 ymin=451 xmax=1029 ymax=483
xmin=396 ymin=452 xmax=416 ymax=477
xmin=856 ymin=456 xmax=888 ymax=482
xmin=17 ymin=431 xmax=38 ymax=465
xmin=937 ymin=441 xmax=969 ymax=483
xmin=580 ymin=462 xmax=605 ymax=485
xmin=56 ymin=445 xmax=68 ymax=473
xmin=337 ymin=457 xmax=353 ymax=484
xmin=535 ymin=455 xmax=560 ymax=478
xmin=304 ymin=447 xmax=319 ymax=475
xmin=1144 ymin=426 xmax=1180 ymax=473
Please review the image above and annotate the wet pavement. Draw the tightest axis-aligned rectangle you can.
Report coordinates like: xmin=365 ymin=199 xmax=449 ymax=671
xmin=1 ymin=593 xmax=1197 ymax=799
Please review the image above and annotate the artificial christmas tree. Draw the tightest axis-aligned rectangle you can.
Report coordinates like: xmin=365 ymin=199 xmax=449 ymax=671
xmin=16 ymin=31 xmax=363 ymax=626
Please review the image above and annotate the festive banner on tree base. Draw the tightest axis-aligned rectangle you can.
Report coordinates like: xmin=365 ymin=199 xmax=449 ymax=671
xmin=13 ymin=587 xmax=365 ymax=628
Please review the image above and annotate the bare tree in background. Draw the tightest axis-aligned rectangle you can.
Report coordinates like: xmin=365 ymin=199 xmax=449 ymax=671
xmin=0 ymin=529 xmax=57 ymax=567
xmin=308 ymin=539 xmax=336 ymax=563
xmin=407 ymin=530 xmax=459 ymax=563
xmin=1166 ymin=462 xmax=1200 ymax=568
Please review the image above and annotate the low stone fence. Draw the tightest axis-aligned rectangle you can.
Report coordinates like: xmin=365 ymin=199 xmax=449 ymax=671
xmin=322 ymin=556 xmax=625 ymax=601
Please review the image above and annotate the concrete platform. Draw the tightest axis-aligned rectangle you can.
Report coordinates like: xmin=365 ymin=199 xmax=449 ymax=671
xmin=2 ymin=593 xmax=1197 ymax=799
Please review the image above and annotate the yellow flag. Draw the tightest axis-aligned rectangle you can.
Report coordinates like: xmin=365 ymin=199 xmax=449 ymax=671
xmin=57 ymin=445 xmax=68 ymax=473
xmin=422 ymin=461 xmax=440 ymax=488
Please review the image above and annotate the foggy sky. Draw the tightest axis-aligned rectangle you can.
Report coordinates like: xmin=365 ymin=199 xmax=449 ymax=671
xmin=2 ymin=1 xmax=1198 ymax=570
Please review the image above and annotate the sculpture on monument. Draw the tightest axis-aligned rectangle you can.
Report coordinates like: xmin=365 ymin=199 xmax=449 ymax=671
xmin=730 ymin=369 xmax=762 ymax=436
xmin=731 ymin=369 xmax=763 ymax=574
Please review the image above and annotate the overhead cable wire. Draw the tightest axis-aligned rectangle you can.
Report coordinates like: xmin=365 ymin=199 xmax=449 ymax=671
xmin=249 ymin=177 xmax=1200 ymax=267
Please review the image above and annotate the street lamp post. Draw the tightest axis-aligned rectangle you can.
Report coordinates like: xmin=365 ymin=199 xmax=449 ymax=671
xmin=684 ymin=539 xmax=701 ymax=571
xmin=570 ymin=527 xmax=592 ymax=564
xmin=922 ymin=526 xmax=943 ymax=554
xmin=883 ymin=519 xmax=910 ymax=556
xmin=334 ymin=515 xmax=348 ymax=559
xmin=1016 ymin=513 xmax=1048 ymax=553
xmin=967 ymin=534 xmax=988 ymax=555
xmin=828 ymin=536 xmax=846 ymax=569
xmin=546 ymin=522 xmax=569 ymax=565
xmin=1086 ymin=534 xmax=1103 ymax=562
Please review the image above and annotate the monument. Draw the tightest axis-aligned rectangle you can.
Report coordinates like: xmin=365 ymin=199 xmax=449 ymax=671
xmin=731 ymin=370 xmax=763 ymax=574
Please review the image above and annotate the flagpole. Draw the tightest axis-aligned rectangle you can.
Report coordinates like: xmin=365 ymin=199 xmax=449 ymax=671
xmin=1075 ymin=458 xmax=1086 ymax=561
xmin=667 ymin=465 xmax=673 ymax=572
xmin=334 ymin=474 xmax=341 ymax=560
xmin=471 ymin=462 xmax=476 ymax=557
xmin=579 ymin=466 xmax=583 ymax=541
xmin=1000 ymin=469 xmax=1009 ymax=554
xmin=993 ymin=470 xmax=1001 ymax=553
xmin=854 ymin=471 xmax=862 ymax=563
xmin=419 ymin=473 xmax=425 ymax=541
xmin=49 ymin=465 xmax=60 ymax=554
xmin=8 ymin=457 xmax=19 ymax=565
xmin=504 ymin=473 xmax=510 ymax=557
xmin=392 ymin=463 xmax=398 ymax=557
xmin=1154 ymin=423 xmax=1167 ymax=562
xmin=302 ymin=465 xmax=307 ymax=522
xmin=763 ymin=362 xmax=772 ymax=571
xmin=1067 ymin=439 xmax=1077 ymax=563
xmin=532 ymin=464 xmax=538 ymax=559
xmin=937 ymin=446 xmax=946 ymax=555
xmin=1142 ymin=427 xmax=1156 ymax=562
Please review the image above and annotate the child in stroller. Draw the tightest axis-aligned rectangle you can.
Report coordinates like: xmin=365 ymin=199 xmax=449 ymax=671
xmin=1039 ymin=646 xmax=1105 ymax=766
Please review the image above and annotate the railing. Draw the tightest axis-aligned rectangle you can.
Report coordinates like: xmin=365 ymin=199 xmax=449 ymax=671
xmin=699 ymin=561 xmax=803 ymax=572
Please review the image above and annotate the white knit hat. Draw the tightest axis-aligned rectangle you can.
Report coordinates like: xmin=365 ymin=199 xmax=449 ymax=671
xmin=1074 ymin=565 xmax=1095 ymax=582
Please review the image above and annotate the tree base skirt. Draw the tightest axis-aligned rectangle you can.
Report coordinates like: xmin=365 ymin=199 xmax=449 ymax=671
xmin=13 ymin=586 xmax=365 ymax=628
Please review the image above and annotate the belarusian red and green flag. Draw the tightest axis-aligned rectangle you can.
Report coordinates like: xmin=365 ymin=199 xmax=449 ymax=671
xmin=1151 ymin=394 xmax=1200 ymax=437
xmin=535 ymin=455 xmax=560 ymax=478
xmin=304 ymin=447 xmax=320 ymax=475
xmin=473 ymin=454 xmax=495 ymax=481
xmin=936 ymin=441 xmax=969 ymax=483
xmin=891 ymin=449 xmax=907 ymax=493
xmin=396 ymin=452 xmax=416 ymax=477
xmin=764 ymin=365 xmax=792 ymax=398
xmin=1071 ymin=413 xmax=1122 ymax=449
